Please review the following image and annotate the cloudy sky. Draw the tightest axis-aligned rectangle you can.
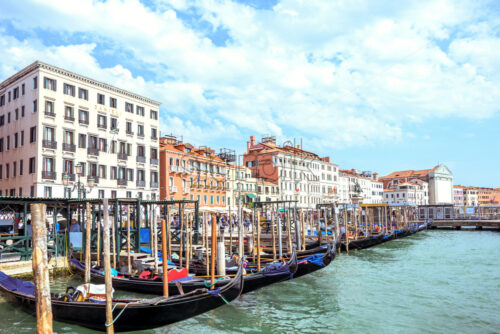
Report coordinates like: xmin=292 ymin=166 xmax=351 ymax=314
xmin=1 ymin=0 xmax=499 ymax=186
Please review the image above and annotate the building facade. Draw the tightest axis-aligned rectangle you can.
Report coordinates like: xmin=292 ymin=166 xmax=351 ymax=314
xmin=383 ymin=181 xmax=429 ymax=205
xmin=339 ymin=169 xmax=384 ymax=204
xmin=463 ymin=187 xmax=479 ymax=206
xmin=0 ymin=61 xmax=160 ymax=199
xmin=243 ymin=136 xmax=339 ymax=209
xmin=453 ymin=185 xmax=465 ymax=206
xmin=159 ymin=136 xmax=227 ymax=208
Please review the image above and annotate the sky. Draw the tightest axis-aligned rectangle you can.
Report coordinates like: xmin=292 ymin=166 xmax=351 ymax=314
xmin=0 ymin=0 xmax=499 ymax=187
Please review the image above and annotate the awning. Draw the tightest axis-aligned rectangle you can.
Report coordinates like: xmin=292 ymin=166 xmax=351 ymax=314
xmin=246 ymin=193 xmax=257 ymax=199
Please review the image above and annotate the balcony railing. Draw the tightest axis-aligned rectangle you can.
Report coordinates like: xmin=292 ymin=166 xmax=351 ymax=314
xmin=136 ymin=180 xmax=145 ymax=187
xmin=126 ymin=130 xmax=134 ymax=135
xmin=44 ymin=111 xmax=56 ymax=117
xmin=66 ymin=173 xmax=76 ymax=181
xmin=64 ymin=115 xmax=75 ymax=122
xmin=42 ymin=140 xmax=57 ymax=149
xmin=62 ymin=143 xmax=76 ymax=152
xmin=42 ymin=171 xmax=56 ymax=180
xmin=117 ymin=152 xmax=128 ymax=161
xmin=138 ymin=132 xmax=145 ymax=138
xmin=79 ymin=118 xmax=89 ymax=125
xmin=169 ymin=186 xmax=178 ymax=193
xmin=151 ymin=135 xmax=158 ymax=140
xmin=136 ymin=156 xmax=146 ymax=163
xmin=117 ymin=179 xmax=127 ymax=186
xmin=151 ymin=182 xmax=159 ymax=188
xmin=97 ymin=123 xmax=107 ymax=129
xmin=183 ymin=187 xmax=190 ymax=194
xmin=90 ymin=176 xmax=99 ymax=184
xmin=87 ymin=147 xmax=99 ymax=156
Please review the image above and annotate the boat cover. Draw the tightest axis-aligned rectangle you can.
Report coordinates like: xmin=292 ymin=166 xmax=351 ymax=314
xmin=0 ymin=271 xmax=35 ymax=296
xmin=299 ymin=254 xmax=324 ymax=267
xmin=261 ymin=263 xmax=290 ymax=277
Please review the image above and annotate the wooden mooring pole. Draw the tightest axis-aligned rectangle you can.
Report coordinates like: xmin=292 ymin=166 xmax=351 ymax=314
xmin=161 ymin=219 xmax=169 ymax=297
xmin=85 ymin=202 xmax=92 ymax=284
xmin=31 ymin=203 xmax=53 ymax=334
xmin=102 ymin=199 xmax=114 ymax=334
xmin=210 ymin=214 xmax=216 ymax=289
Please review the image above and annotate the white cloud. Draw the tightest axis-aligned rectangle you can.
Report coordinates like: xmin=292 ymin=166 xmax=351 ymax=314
xmin=0 ymin=0 xmax=498 ymax=153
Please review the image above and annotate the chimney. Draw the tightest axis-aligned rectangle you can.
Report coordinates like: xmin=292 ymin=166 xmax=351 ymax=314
xmin=373 ymin=172 xmax=378 ymax=180
xmin=250 ymin=136 xmax=255 ymax=146
xmin=297 ymin=144 xmax=301 ymax=149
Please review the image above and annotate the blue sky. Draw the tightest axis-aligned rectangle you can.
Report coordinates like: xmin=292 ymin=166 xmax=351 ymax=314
xmin=0 ymin=0 xmax=498 ymax=186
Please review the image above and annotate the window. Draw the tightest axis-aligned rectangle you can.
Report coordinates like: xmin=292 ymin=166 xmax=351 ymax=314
xmin=79 ymin=134 xmax=86 ymax=148
xmin=79 ymin=109 xmax=89 ymax=124
xmin=98 ymin=165 xmax=107 ymax=179
xmin=63 ymin=159 xmax=73 ymax=175
xmin=150 ymin=109 xmax=158 ymax=120
xmin=126 ymin=121 xmax=133 ymax=134
xmin=8 ymin=112 xmax=10 ymax=123
xmin=97 ymin=93 xmax=105 ymax=105
xmin=29 ymin=157 xmax=35 ymax=174
xmin=64 ymin=130 xmax=74 ymax=145
xmin=21 ymin=106 xmax=25 ymax=117
xmin=44 ymin=186 xmax=52 ymax=198
xmin=33 ymin=76 xmax=38 ymax=89
xmin=80 ymin=162 xmax=86 ymax=176
xmin=30 ymin=127 xmax=36 ymax=142
xmin=43 ymin=77 xmax=57 ymax=91
xmin=13 ymin=87 xmax=19 ymax=100
xmin=151 ymin=128 xmax=157 ymax=139
xmin=45 ymin=100 xmax=55 ymax=115
xmin=78 ymin=88 xmax=88 ymax=100
xmin=43 ymin=157 xmax=54 ymax=173
xmin=126 ymin=191 xmax=132 ymax=198
xmin=43 ymin=127 xmax=55 ymax=142
xmin=125 ymin=102 xmax=133 ymax=113
xmin=137 ymin=124 xmax=144 ymax=137
xmin=64 ymin=106 xmax=74 ymax=120
xmin=15 ymin=108 xmax=19 ymax=120
xmin=98 ymin=138 xmax=107 ymax=152
xmin=97 ymin=114 xmax=107 ymax=129
xmin=0 ymin=115 xmax=3 ymax=126
xmin=33 ymin=99 xmax=37 ymax=113
xmin=136 ymin=106 xmax=144 ymax=116
xmin=111 ymin=190 xmax=117 ymax=199
xmin=14 ymin=133 xmax=18 ymax=148
xmin=0 ymin=165 xmax=2 ymax=179
xmin=110 ymin=97 xmax=117 ymax=108
xmin=63 ymin=83 xmax=75 ymax=96
xmin=110 ymin=118 xmax=118 ymax=130
xmin=12 ymin=162 xmax=17 ymax=177
xmin=6 ymin=163 xmax=9 ymax=178
xmin=127 ymin=168 xmax=134 ymax=181
xmin=0 ymin=95 xmax=4 ymax=106
xmin=88 ymin=163 xmax=97 ymax=178
xmin=0 ymin=138 xmax=3 ymax=152
xmin=110 ymin=140 xmax=117 ymax=154
xmin=110 ymin=166 xmax=117 ymax=179
xmin=22 ymin=83 xmax=25 ymax=95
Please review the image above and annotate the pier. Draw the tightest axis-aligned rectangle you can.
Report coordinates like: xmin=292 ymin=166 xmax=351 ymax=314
xmin=427 ymin=220 xmax=500 ymax=230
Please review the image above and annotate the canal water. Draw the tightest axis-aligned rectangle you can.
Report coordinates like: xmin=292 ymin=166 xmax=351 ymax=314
xmin=0 ymin=230 xmax=499 ymax=333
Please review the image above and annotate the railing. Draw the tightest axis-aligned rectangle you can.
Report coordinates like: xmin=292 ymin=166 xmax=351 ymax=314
xmin=42 ymin=140 xmax=57 ymax=149
xmin=118 ymin=152 xmax=128 ymax=161
xmin=87 ymin=147 xmax=99 ymax=156
xmin=169 ymin=186 xmax=178 ymax=193
xmin=44 ymin=111 xmax=56 ymax=117
xmin=136 ymin=156 xmax=146 ymax=163
xmin=79 ymin=118 xmax=89 ymax=125
xmin=42 ymin=171 xmax=56 ymax=180
xmin=151 ymin=135 xmax=158 ymax=140
xmin=138 ymin=132 xmax=145 ymax=138
xmin=0 ymin=232 xmax=66 ymax=262
xmin=136 ymin=180 xmax=145 ymax=187
xmin=97 ymin=123 xmax=107 ymax=129
xmin=150 ymin=182 xmax=159 ymax=188
xmin=62 ymin=143 xmax=76 ymax=152
xmin=183 ymin=187 xmax=190 ymax=193
xmin=64 ymin=115 xmax=75 ymax=122
xmin=117 ymin=179 xmax=127 ymax=186
xmin=126 ymin=130 xmax=134 ymax=135
xmin=66 ymin=173 xmax=76 ymax=181
xmin=91 ymin=176 xmax=99 ymax=184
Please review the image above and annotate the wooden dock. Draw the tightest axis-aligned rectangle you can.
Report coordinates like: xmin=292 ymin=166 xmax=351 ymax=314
xmin=428 ymin=220 xmax=500 ymax=230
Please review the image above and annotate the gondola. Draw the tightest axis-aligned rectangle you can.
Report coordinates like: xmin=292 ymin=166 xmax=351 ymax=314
xmin=293 ymin=243 xmax=336 ymax=279
xmin=70 ymin=249 xmax=297 ymax=295
xmin=0 ymin=264 xmax=243 ymax=332
xmin=340 ymin=230 xmax=387 ymax=251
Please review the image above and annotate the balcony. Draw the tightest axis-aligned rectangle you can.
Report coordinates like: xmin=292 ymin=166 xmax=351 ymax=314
xmin=42 ymin=140 xmax=57 ymax=149
xmin=136 ymin=156 xmax=146 ymax=163
xmin=79 ymin=118 xmax=89 ymax=125
xmin=169 ymin=186 xmax=178 ymax=193
xmin=126 ymin=130 xmax=134 ymax=136
xmin=117 ymin=179 xmax=127 ymax=186
xmin=64 ymin=115 xmax=75 ymax=122
xmin=62 ymin=143 xmax=76 ymax=152
xmin=87 ymin=147 xmax=99 ymax=156
xmin=118 ymin=152 xmax=128 ymax=161
xmin=66 ymin=173 xmax=76 ymax=181
xmin=44 ymin=111 xmax=56 ymax=118
xmin=138 ymin=132 xmax=145 ymax=138
xmin=42 ymin=171 xmax=56 ymax=180
xmin=183 ymin=187 xmax=190 ymax=194
xmin=91 ymin=176 xmax=99 ymax=184
xmin=151 ymin=182 xmax=159 ymax=188
xmin=97 ymin=123 xmax=107 ymax=129
xmin=151 ymin=135 xmax=158 ymax=140
xmin=136 ymin=180 xmax=145 ymax=187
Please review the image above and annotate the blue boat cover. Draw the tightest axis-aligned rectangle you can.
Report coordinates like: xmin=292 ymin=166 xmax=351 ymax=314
xmin=139 ymin=247 xmax=174 ymax=265
xmin=261 ymin=263 xmax=291 ymax=277
xmin=0 ymin=271 xmax=35 ymax=296
xmin=140 ymin=228 xmax=150 ymax=243
xmin=299 ymin=254 xmax=323 ymax=267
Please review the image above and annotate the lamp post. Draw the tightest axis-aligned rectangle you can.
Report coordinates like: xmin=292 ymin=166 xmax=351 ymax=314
xmin=237 ymin=181 xmax=243 ymax=256
xmin=62 ymin=163 xmax=95 ymax=199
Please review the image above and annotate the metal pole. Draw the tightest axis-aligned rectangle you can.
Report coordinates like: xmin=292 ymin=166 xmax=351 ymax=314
xmin=85 ymin=202 xmax=92 ymax=283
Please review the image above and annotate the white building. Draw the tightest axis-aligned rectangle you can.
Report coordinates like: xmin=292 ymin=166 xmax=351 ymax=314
xmin=244 ymin=136 xmax=339 ymax=209
xmin=0 ymin=61 xmax=160 ymax=199
xmin=339 ymin=169 xmax=383 ymax=204
xmin=453 ymin=186 xmax=465 ymax=206
xmin=383 ymin=181 xmax=429 ymax=205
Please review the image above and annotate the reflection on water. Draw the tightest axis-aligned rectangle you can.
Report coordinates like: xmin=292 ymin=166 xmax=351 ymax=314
xmin=1 ymin=230 xmax=499 ymax=334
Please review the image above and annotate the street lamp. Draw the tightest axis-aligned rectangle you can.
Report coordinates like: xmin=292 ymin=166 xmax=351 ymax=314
xmin=63 ymin=163 xmax=95 ymax=199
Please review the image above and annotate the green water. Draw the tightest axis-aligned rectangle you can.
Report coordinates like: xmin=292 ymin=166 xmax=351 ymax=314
xmin=1 ymin=230 xmax=499 ymax=333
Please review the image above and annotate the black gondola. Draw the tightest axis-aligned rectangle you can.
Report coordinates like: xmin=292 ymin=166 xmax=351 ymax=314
xmin=293 ymin=243 xmax=336 ymax=279
xmin=0 ymin=264 xmax=244 ymax=332
xmin=70 ymin=249 xmax=297 ymax=296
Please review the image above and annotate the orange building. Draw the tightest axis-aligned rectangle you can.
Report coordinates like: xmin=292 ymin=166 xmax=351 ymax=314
xmin=475 ymin=187 xmax=500 ymax=205
xmin=159 ymin=135 xmax=227 ymax=207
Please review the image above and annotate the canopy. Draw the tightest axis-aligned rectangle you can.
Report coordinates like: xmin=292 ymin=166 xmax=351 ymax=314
xmin=246 ymin=193 xmax=257 ymax=199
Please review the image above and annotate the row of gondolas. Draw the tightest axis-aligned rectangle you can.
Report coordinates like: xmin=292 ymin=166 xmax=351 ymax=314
xmin=0 ymin=220 xmax=427 ymax=332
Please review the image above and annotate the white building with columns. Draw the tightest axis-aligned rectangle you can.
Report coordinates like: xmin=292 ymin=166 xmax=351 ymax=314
xmin=0 ymin=61 xmax=160 ymax=199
